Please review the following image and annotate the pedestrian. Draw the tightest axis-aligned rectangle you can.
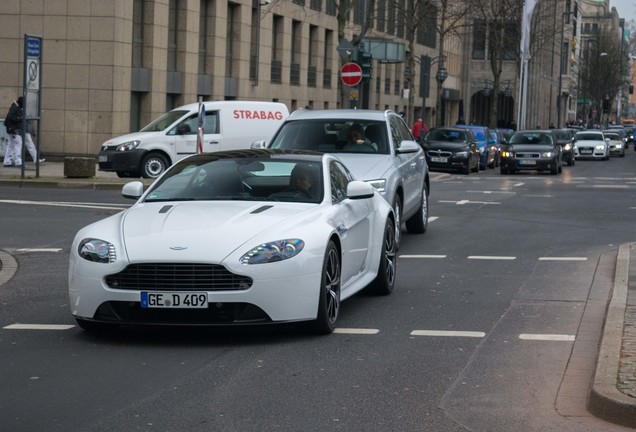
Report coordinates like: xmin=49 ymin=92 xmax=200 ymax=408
xmin=411 ymin=114 xmax=428 ymax=144
xmin=3 ymin=97 xmax=24 ymax=167
xmin=24 ymin=119 xmax=44 ymax=164
xmin=549 ymin=122 xmax=555 ymax=129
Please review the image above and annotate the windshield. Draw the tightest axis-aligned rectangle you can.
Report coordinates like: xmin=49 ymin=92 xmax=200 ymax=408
xmin=269 ymin=120 xmax=390 ymax=154
xmin=575 ymin=133 xmax=603 ymax=141
xmin=604 ymin=133 xmax=620 ymax=140
xmin=425 ymin=129 xmax=467 ymax=143
xmin=144 ymin=157 xmax=323 ymax=204
xmin=140 ymin=110 xmax=188 ymax=132
xmin=509 ymin=132 xmax=554 ymax=145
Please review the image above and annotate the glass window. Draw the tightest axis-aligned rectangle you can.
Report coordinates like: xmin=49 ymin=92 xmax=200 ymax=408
xmin=330 ymin=160 xmax=352 ymax=203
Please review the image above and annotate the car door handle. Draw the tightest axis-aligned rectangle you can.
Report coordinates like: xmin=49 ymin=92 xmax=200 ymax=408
xmin=208 ymin=141 xmax=220 ymax=145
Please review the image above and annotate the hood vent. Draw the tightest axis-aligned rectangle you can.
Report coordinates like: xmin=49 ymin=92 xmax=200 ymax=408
xmin=251 ymin=205 xmax=273 ymax=214
xmin=159 ymin=205 xmax=173 ymax=213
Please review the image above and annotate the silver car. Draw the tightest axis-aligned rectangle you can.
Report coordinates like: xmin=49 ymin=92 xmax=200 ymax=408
xmin=253 ymin=109 xmax=430 ymax=247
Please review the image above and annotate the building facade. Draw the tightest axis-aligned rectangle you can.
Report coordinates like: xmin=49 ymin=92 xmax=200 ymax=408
xmin=0 ymin=0 xmax=460 ymax=158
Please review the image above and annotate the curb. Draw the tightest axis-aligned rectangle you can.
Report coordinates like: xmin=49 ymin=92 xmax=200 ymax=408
xmin=588 ymin=242 xmax=636 ymax=428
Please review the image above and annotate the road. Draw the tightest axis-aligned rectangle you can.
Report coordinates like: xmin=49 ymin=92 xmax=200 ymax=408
xmin=0 ymin=154 xmax=635 ymax=431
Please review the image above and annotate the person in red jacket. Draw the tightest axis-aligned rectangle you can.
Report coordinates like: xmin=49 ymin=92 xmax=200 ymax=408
xmin=411 ymin=111 xmax=428 ymax=144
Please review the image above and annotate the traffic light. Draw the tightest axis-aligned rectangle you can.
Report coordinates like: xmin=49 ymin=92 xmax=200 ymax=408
xmin=358 ymin=50 xmax=373 ymax=79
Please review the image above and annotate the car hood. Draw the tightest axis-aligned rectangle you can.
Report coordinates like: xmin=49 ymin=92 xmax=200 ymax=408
xmin=121 ymin=201 xmax=315 ymax=262
xmin=507 ymin=144 xmax=555 ymax=152
xmin=102 ymin=131 xmax=166 ymax=147
xmin=333 ymin=154 xmax=393 ymax=180
xmin=425 ymin=141 xmax=469 ymax=151
xmin=575 ymin=139 xmax=605 ymax=146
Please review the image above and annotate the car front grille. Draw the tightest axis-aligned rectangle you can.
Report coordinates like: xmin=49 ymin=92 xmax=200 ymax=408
xmin=105 ymin=263 xmax=253 ymax=291
xmin=515 ymin=152 xmax=540 ymax=158
xmin=428 ymin=150 xmax=453 ymax=158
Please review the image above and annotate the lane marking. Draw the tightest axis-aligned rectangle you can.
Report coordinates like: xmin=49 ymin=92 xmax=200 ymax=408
xmin=592 ymin=185 xmax=629 ymax=189
xmin=427 ymin=216 xmax=439 ymax=222
xmin=334 ymin=328 xmax=379 ymax=335
xmin=466 ymin=190 xmax=515 ymax=195
xmin=411 ymin=330 xmax=485 ymax=338
xmin=4 ymin=324 xmax=75 ymax=330
xmin=0 ymin=199 xmax=127 ymax=211
xmin=468 ymin=256 xmax=516 ymax=260
xmin=399 ymin=255 xmax=446 ymax=259
xmin=519 ymin=334 xmax=575 ymax=341
xmin=15 ymin=248 xmax=63 ymax=253
xmin=538 ymin=257 xmax=588 ymax=261
xmin=438 ymin=200 xmax=501 ymax=205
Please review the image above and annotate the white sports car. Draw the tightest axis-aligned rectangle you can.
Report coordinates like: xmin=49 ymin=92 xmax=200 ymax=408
xmin=69 ymin=150 xmax=396 ymax=334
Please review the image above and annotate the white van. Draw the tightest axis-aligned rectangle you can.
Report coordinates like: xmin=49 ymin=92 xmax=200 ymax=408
xmin=98 ymin=101 xmax=289 ymax=178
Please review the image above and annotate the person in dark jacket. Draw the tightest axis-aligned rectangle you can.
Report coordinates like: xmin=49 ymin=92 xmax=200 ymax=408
xmin=3 ymin=97 xmax=24 ymax=167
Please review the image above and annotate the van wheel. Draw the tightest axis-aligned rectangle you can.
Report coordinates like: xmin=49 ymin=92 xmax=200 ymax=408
xmin=141 ymin=153 xmax=169 ymax=179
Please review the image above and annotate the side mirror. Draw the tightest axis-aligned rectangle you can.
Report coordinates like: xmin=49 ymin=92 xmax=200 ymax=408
xmin=251 ymin=139 xmax=268 ymax=149
xmin=177 ymin=123 xmax=191 ymax=135
xmin=122 ymin=181 xmax=144 ymax=199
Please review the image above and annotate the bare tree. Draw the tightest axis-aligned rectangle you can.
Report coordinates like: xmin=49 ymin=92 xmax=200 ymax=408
xmin=469 ymin=0 xmax=557 ymax=128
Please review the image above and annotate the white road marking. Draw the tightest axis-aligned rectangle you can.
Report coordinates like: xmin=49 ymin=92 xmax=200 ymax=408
xmin=15 ymin=248 xmax=63 ymax=253
xmin=438 ymin=200 xmax=500 ymax=205
xmin=0 ymin=199 xmax=127 ymax=211
xmin=519 ymin=334 xmax=575 ymax=341
xmin=538 ymin=257 xmax=588 ymax=261
xmin=4 ymin=324 xmax=75 ymax=330
xmin=399 ymin=255 xmax=447 ymax=259
xmin=592 ymin=185 xmax=629 ymax=189
xmin=523 ymin=194 xmax=553 ymax=198
xmin=410 ymin=330 xmax=485 ymax=338
xmin=513 ymin=182 xmax=525 ymax=187
xmin=466 ymin=190 xmax=515 ymax=195
xmin=427 ymin=216 xmax=439 ymax=222
xmin=334 ymin=328 xmax=379 ymax=335
xmin=468 ymin=256 xmax=516 ymax=260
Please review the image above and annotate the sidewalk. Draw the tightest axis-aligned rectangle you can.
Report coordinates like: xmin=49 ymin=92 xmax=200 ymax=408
xmin=0 ymin=160 xmax=153 ymax=189
xmin=0 ymin=161 xmax=635 ymax=427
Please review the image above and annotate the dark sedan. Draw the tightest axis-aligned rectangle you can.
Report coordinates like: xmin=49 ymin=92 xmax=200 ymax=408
xmin=422 ymin=127 xmax=480 ymax=174
xmin=551 ymin=128 xmax=575 ymax=166
xmin=500 ymin=130 xmax=562 ymax=175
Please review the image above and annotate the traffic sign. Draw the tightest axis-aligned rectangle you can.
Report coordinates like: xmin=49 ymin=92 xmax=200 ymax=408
xmin=341 ymin=62 xmax=362 ymax=86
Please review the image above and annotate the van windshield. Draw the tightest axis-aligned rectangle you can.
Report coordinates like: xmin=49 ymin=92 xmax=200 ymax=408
xmin=140 ymin=110 xmax=188 ymax=132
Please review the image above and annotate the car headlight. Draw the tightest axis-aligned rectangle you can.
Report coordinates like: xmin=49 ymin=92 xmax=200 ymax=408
xmin=455 ymin=151 xmax=468 ymax=157
xmin=116 ymin=140 xmax=141 ymax=152
xmin=78 ymin=239 xmax=117 ymax=263
xmin=365 ymin=179 xmax=386 ymax=193
xmin=240 ymin=239 xmax=305 ymax=265
xmin=616 ymin=143 xmax=623 ymax=148
xmin=502 ymin=151 xmax=513 ymax=158
xmin=595 ymin=145 xmax=606 ymax=150
xmin=541 ymin=151 xmax=553 ymax=157
xmin=564 ymin=143 xmax=572 ymax=150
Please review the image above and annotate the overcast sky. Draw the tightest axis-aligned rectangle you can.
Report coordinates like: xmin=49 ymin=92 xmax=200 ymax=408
xmin=611 ymin=0 xmax=636 ymax=22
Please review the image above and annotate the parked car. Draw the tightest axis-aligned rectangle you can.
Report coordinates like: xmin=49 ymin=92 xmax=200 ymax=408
xmin=602 ymin=130 xmax=626 ymax=157
xmin=551 ymin=128 xmax=576 ymax=166
xmin=421 ymin=127 xmax=479 ymax=174
xmin=254 ymin=109 xmax=430 ymax=248
xmin=454 ymin=124 xmax=497 ymax=170
xmin=500 ymin=130 xmax=562 ymax=175
xmin=69 ymin=150 xmax=396 ymax=334
xmin=98 ymin=101 xmax=289 ymax=179
xmin=573 ymin=130 xmax=609 ymax=160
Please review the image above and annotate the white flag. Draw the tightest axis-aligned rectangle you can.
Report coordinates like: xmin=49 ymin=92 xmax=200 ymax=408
xmin=520 ymin=0 xmax=538 ymax=62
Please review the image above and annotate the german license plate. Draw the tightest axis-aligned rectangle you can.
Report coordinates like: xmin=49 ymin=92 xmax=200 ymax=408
xmin=98 ymin=155 xmax=108 ymax=162
xmin=140 ymin=291 xmax=208 ymax=309
xmin=430 ymin=156 xmax=448 ymax=163
xmin=581 ymin=149 xmax=592 ymax=154
xmin=519 ymin=159 xmax=536 ymax=165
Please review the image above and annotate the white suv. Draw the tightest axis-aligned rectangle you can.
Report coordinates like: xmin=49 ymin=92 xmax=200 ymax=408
xmin=253 ymin=109 xmax=430 ymax=247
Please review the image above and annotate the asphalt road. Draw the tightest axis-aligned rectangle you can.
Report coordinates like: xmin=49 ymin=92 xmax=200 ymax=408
xmin=0 ymin=154 xmax=635 ymax=431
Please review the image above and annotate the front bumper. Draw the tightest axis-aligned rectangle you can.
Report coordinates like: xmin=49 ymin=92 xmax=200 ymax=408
xmin=98 ymin=149 xmax=147 ymax=174
xmin=575 ymin=146 xmax=607 ymax=159
xmin=501 ymin=157 xmax=557 ymax=171
xmin=426 ymin=153 xmax=470 ymax=172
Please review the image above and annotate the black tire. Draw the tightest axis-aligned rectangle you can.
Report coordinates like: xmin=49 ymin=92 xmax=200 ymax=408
xmin=368 ymin=217 xmax=397 ymax=295
xmin=392 ymin=195 xmax=402 ymax=249
xmin=141 ymin=153 xmax=169 ymax=179
xmin=500 ymin=166 xmax=508 ymax=175
xmin=471 ymin=156 xmax=479 ymax=172
xmin=550 ymin=161 xmax=558 ymax=174
xmin=75 ymin=318 xmax=119 ymax=332
xmin=462 ymin=160 xmax=470 ymax=175
xmin=406 ymin=182 xmax=429 ymax=234
xmin=310 ymin=241 xmax=341 ymax=334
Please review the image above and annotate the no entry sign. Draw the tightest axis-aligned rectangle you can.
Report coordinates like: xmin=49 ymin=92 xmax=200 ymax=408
xmin=341 ymin=62 xmax=362 ymax=86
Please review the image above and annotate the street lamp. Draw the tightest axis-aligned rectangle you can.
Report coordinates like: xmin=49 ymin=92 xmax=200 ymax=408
xmin=432 ymin=55 xmax=447 ymax=126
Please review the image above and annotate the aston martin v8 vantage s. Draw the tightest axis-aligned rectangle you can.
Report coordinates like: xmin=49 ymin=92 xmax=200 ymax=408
xmin=69 ymin=150 xmax=396 ymax=334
